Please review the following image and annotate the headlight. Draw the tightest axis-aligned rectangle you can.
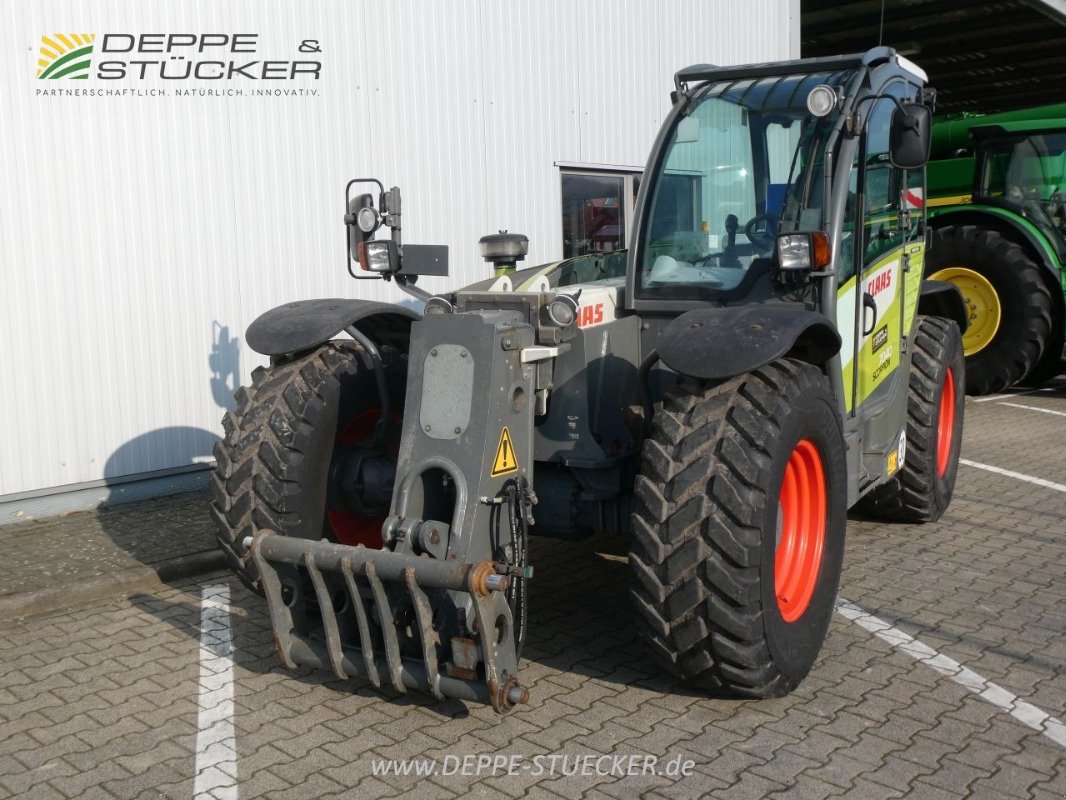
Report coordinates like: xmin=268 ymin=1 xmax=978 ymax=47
xmin=547 ymin=294 xmax=579 ymax=327
xmin=357 ymin=239 xmax=398 ymax=273
xmin=776 ymin=232 xmax=830 ymax=271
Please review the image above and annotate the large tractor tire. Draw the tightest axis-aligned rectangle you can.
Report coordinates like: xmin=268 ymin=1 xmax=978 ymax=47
xmin=211 ymin=340 xmax=404 ymax=592
xmin=1021 ymin=323 xmax=1065 ymax=387
xmin=926 ymin=225 xmax=1053 ymax=394
xmin=857 ymin=316 xmax=965 ymax=523
xmin=630 ymin=359 xmax=847 ymax=698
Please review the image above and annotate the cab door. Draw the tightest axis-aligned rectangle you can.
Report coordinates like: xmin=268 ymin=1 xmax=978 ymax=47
xmin=837 ymin=92 xmax=925 ymax=416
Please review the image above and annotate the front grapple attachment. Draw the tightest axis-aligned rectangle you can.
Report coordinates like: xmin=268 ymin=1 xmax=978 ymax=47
xmin=247 ymin=532 xmax=530 ymax=713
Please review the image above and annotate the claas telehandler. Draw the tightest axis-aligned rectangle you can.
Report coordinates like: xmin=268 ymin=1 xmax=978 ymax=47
xmin=213 ymin=47 xmax=967 ymax=713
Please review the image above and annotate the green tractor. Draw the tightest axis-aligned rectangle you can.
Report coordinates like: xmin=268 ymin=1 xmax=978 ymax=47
xmin=212 ymin=47 xmax=968 ymax=712
xmin=926 ymin=103 xmax=1066 ymax=394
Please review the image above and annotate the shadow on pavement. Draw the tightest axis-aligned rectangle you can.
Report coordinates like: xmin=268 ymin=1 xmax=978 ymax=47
xmin=98 ymin=426 xmax=220 ymax=567
xmin=124 ymin=530 xmax=717 ymax=719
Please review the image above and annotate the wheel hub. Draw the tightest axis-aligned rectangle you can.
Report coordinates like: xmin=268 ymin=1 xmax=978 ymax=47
xmin=929 ymin=267 xmax=1001 ymax=356
xmin=326 ymin=408 xmax=401 ymax=547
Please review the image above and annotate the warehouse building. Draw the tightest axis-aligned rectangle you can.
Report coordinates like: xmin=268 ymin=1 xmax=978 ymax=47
xmin=0 ymin=1 xmax=798 ymax=517
xmin=6 ymin=0 xmax=1065 ymax=519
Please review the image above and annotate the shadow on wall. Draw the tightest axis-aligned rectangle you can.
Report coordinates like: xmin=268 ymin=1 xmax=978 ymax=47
xmin=210 ymin=320 xmax=241 ymax=412
xmin=94 ymin=319 xmax=244 ymax=564
xmin=102 ymin=317 xmax=241 ymax=506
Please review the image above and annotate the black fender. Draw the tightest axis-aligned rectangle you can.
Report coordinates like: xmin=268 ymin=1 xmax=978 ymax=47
xmin=246 ymin=298 xmax=420 ymax=356
xmin=918 ymin=280 xmax=969 ymax=334
xmin=657 ymin=305 xmax=841 ymax=381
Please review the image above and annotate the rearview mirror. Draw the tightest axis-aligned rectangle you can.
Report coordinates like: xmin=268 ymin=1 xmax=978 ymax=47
xmin=889 ymin=103 xmax=932 ymax=169
xmin=344 ymin=178 xmax=450 ymax=283
xmin=347 ymin=192 xmax=379 ymax=261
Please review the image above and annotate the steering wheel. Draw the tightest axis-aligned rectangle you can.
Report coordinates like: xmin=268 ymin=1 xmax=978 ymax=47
xmin=743 ymin=213 xmax=776 ymax=253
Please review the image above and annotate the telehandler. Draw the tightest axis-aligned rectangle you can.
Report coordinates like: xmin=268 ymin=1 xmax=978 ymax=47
xmin=212 ymin=47 xmax=967 ymax=713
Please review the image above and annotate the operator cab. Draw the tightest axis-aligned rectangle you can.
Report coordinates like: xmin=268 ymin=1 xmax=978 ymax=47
xmin=633 ymin=70 xmax=849 ymax=305
xmin=628 ymin=49 xmax=932 ymax=325
xmin=972 ymin=124 xmax=1066 ymax=261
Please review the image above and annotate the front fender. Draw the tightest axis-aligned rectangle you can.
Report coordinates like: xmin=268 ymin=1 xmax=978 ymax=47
xmin=918 ymin=280 xmax=969 ymax=334
xmin=246 ymin=298 xmax=420 ymax=356
xmin=657 ymin=305 xmax=841 ymax=381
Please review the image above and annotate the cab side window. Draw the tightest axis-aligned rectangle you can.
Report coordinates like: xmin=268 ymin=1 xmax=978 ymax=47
xmin=841 ymin=88 xmax=922 ymax=282
xmin=903 ymin=167 xmax=924 ymax=243
xmin=839 ymin=166 xmax=859 ymax=283
xmin=861 ymin=97 xmax=905 ymax=265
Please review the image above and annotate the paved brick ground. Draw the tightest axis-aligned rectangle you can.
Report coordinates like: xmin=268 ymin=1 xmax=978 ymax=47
xmin=0 ymin=492 xmax=216 ymax=600
xmin=0 ymin=379 xmax=1064 ymax=799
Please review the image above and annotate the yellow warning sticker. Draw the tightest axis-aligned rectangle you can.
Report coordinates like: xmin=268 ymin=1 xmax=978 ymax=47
xmin=887 ymin=450 xmax=898 ymax=476
xmin=491 ymin=427 xmax=519 ymax=477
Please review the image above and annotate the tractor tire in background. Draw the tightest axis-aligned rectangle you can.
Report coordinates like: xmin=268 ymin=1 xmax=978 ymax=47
xmin=629 ymin=359 xmax=847 ymax=698
xmin=857 ymin=316 xmax=965 ymax=523
xmin=1021 ymin=323 xmax=1066 ymax=387
xmin=211 ymin=340 xmax=403 ymax=593
xmin=926 ymin=225 xmax=1053 ymax=394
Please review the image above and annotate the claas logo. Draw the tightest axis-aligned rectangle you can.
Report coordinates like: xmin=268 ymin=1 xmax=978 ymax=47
xmin=37 ymin=34 xmax=96 ymax=79
xmin=577 ymin=303 xmax=605 ymax=328
xmin=868 ymin=268 xmax=892 ymax=297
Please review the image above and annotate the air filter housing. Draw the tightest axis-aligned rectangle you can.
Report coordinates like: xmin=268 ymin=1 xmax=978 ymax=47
xmin=479 ymin=231 xmax=528 ymax=271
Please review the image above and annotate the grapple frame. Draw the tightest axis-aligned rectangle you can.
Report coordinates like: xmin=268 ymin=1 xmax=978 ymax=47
xmin=248 ymin=532 xmax=529 ymax=713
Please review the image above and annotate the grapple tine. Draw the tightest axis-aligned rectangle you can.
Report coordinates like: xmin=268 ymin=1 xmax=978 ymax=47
xmin=341 ymin=557 xmax=381 ymax=689
xmin=365 ymin=561 xmax=405 ymax=693
xmin=471 ymin=592 xmax=500 ymax=704
xmin=404 ymin=567 xmax=443 ymax=699
xmin=302 ymin=552 xmax=347 ymax=680
xmin=247 ymin=533 xmax=527 ymax=711
xmin=251 ymin=541 xmax=297 ymax=670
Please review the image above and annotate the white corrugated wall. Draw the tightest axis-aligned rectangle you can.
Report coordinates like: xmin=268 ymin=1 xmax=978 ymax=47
xmin=0 ymin=0 xmax=798 ymax=506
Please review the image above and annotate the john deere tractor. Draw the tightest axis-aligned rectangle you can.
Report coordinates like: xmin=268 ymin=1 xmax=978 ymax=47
xmin=212 ymin=47 xmax=967 ymax=713
xmin=926 ymin=103 xmax=1066 ymax=393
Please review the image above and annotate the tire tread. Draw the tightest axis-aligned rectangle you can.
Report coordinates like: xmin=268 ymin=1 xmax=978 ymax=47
xmin=629 ymin=360 xmax=835 ymax=696
xmin=211 ymin=341 xmax=366 ymax=592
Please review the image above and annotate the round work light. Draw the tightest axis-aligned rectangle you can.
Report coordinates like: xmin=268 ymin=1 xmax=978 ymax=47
xmin=806 ymin=85 xmax=838 ymax=118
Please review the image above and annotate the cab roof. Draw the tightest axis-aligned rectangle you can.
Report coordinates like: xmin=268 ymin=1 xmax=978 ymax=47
xmin=674 ymin=46 xmax=925 ymax=94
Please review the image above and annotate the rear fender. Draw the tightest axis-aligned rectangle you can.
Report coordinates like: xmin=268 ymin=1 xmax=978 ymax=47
xmin=246 ymin=298 xmax=420 ymax=356
xmin=656 ymin=305 xmax=841 ymax=380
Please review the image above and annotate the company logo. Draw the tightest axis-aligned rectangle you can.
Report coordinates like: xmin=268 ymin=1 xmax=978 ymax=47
xmin=577 ymin=303 xmax=605 ymax=328
xmin=37 ymin=34 xmax=96 ymax=80
xmin=872 ymin=325 xmax=889 ymax=353
xmin=37 ymin=34 xmax=319 ymax=81
xmin=867 ymin=267 xmax=892 ymax=297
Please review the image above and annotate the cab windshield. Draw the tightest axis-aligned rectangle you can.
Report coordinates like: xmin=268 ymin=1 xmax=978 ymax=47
xmin=636 ymin=71 xmax=850 ymax=300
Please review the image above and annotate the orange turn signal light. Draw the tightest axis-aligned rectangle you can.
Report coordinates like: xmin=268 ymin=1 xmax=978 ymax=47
xmin=811 ymin=231 xmax=830 ymax=269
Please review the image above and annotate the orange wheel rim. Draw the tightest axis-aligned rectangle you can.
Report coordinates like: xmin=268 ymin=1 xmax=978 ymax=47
xmin=775 ymin=439 xmax=827 ymax=622
xmin=937 ymin=367 xmax=956 ymax=478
